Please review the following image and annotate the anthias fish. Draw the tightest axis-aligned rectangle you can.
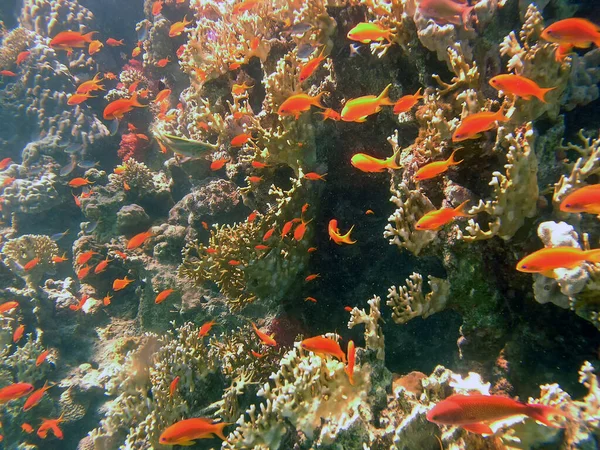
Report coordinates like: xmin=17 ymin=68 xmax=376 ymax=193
xmin=23 ymin=381 xmax=53 ymax=411
xmin=278 ymin=92 xmax=326 ymax=119
xmin=414 ymin=149 xmax=462 ymax=181
xmin=393 ymin=88 xmax=424 ymax=114
xmin=347 ymin=22 xmax=394 ymax=43
xmin=103 ymin=92 xmax=146 ymax=120
xmin=50 ymin=31 xmax=97 ymax=51
xmin=351 ymin=151 xmax=401 ymax=172
xmin=516 ymin=247 xmax=600 ymax=277
xmin=426 ymin=394 xmax=566 ymax=434
xmin=341 ymin=84 xmax=394 ymax=122
xmin=452 ymin=109 xmax=509 ymax=142
xmin=252 ymin=322 xmax=277 ymax=346
xmin=155 ymin=289 xmax=175 ymax=304
xmin=159 ymin=418 xmax=229 ymax=445
xmin=346 ymin=340 xmax=356 ymax=385
xmin=541 ymin=18 xmax=600 ymax=49
xmin=0 ymin=383 xmax=34 ymax=403
xmin=489 ymin=75 xmax=556 ymax=102
xmin=415 ymin=200 xmax=471 ymax=230
xmin=301 ymin=336 xmax=346 ymax=362
xmin=418 ymin=0 xmax=475 ymax=29
xmin=328 ymin=219 xmax=356 ymax=245
xmin=559 ymin=184 xmax=600 ymax=215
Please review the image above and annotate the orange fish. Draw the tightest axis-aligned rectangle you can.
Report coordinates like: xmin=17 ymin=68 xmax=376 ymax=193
xmin=205 ymin=248 xmax=217 ymax=254
xmin=113 ymin=250 xmax=128 ymax=260
xmin=281 ymin=220 xmax=295 ymax=239
xmin=229 ymin=62 xmax=241 ymax=70
xmin=415 ymin=200 xmax=471 ymax=231
xmin=21 ymin=423 xmax=34 ymax=434
xmin=73 ymin=194 xmax=81 ymax=207
xmin=152 ymin=0 xmax=163 ymax=15
xmin=201 ymin=221 xmax=209 ymax=230
xmin=230 ymin=133 xmax=253 ymax=147
xmin=248 ymin=176 xmax=263 ymax=183
xmin=278 ymin=92 xmax=326 ymax=119
xmin=328 ymin=219 xmax=356 ymax=245
xmin=77 ymin=265 xmax=91 ymax=280
xmin=104 ymin=72 xmax=117 ymax=80
xmin=76 ymin=73 xmax=105 ymax=94
xmin=128 ymin=80 xmax=141 ymax=93
xmin=305 ymin=273 xmax=320 ymax=282
xmin=228 ymin=260 xmax=241 ymax=266
xmin=345 ymin=340 xmax=356 ymax=385
xmin=76 ymin=250 xmax=97 ymax=265
xmin=254 ymin=244 xmax=269 ymax=250
xmin=176 ymin=44 xmax=186 ymax=58
xmin=489 ymin=75 xmax=556 ymax=103
xmin=417 ymin=0 xmax=475 ymax=29
xmin=113 ymin=276 xmax=134 ymax=291
xmin=2 ymin=176 xmax=15 ymax=186
xmin=299 ymin=47 xmax=327 ymax=82
xmin=346 ymin=22 xmax=394 ymax=44
xmin=103 ymin=294 xmax=112 ymax=306
xmin=69 ymin=294 xmax=89 ymax=311
xmin=210 ymin=158 xmax=229 ymax=171
xmin=414 ymin=149 xmax=462 ymax=181
xmin=106 ymin=38 xmax=124 ymax=46
xmin=231 ymin=82 xmax=253 ymax=95
xmin=0 ymin=70 xmax=16 ymax=77
xmin=541 ymin=18 xmax=600 ymax=49
xmin=155 ymin=289 xmax=175 ymax=304
xmin=67 ymin=92 xmax=95 ymax=105
xmin=301 ymin=336 xmax=346 ymax=362
xmin=169 ymin=376 xmax=180 ymax=396
xmin=251 ymin=322 xmax=277 ymax=346
xmin=0 ymin=383 xmax=34 ymax=403
xmin=393 ymin=88 xmax=423 ymax=114
xmin=36 ymin=414 xmax=65 ymax=440
xmin=301 ymin=203 xmax=310 ymax=214
xmin=13 ymin=324 xmax=25 ymax=343
xmin=159 ymin=418 xmax=229 ymax=445
xmin=169 ymin=16 xmax=193 ymax=38
xmin=123 ymin=181 xmax=131 ymax=191
xmin=69 ymin=177 xmax=94 ymax=188
xmin=0 ymin=157 xmax=12 ymax=170
xmin=365 ymin=209 xmax=374 ymax=215
xmin=88 ymin=40 xmax=103 ymax=55
xmin=250 ymin=350 xmax=265 ymax=358
xmin=132 ymin=45 xmax=142 ymax=57
xmin=516 ymin=247 xmax=600 ymax=278
xmin=232 ymin=0 xmax=261 ymax=15
xmin=351 ymin=151 xmax=401 ymax=173
xmin=94 ymin=256 xmax=111 ymax=274
xmin=304 ymin=172 xmax=327 ymax=181
xmin=0 ymin=301 xmax=19 ymax=313
xmin=294 ymin=219 xmax=311 ymax=241
xmin=127 ymin=230 xmax=153 ymax=249
xmin=341 ymin=84 xmax=394 ymax=122
xmin=452 ymin=109 xmax=509 ymax=142
xmin=16 ymin=51 xmax=31 ymax=65
xmin=559 ymin=184 xmax=600 ymax=215
xmin=52 ymin=253 xmax=68 ymax=263
xmin=23 ymin=257 xmax=40 ymax=271
xmin=49 ymin=31 xmax=97 ymax=51
xmin=263 ymin=227 xmax=275 ymax=241
xmin=156 ymin=57 xmax=171 ymax=67
xmin=344 ymin=306 xmax=353 ymax=312
xmin=198 ymin=320 xmax=216 ymax=337
xmin=247 ymin=211 xmax=258 ymax=222
xmin=426 ymin=394 xmax=566 ymax=435
xmin=305 ymin=296 xmax=317 ymax=303
xmin=35 ymin=350 xmax=50 ymax=367
xmin=104 ymin=92 xmax=146 ymax=120
xmin=317 ymin=108 xmax=342 ymax=121
xmin=155 ymin=88 xmax=171 ymax=103
xmin=23 ymin=381 xmax=53 ymax=411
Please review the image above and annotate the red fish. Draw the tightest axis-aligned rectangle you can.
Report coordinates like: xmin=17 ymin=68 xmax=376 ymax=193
xmin=263 ymin=227 xmax=275 ymax=241
xmin=49 ymin=31 xmax=97 ymax=51
xmin=23 ymin=257 xmax=40 ymax=271
xmin=88 ymin=40 xmax=103 ymax=55
xmin=251 ymin=322 xmax=277 ymax=346
xmin=106 ymin=38 xmax=124 ymax=46
xmin=0 ymin=301 xmax=19 ymax=313
xmin=169 ymin=376 xmax=180 ymax=396
xmin=127 ymin=230 xmax=152 ymax=249
xmin=281 ymin=220 xmax=295 ymax=239
xmin=169 ymin=16 xmax=192 ymax=38
xmin=318 ymin=108 xmax=342 ymax=121
xmin=13 ymin=324 xmax=25 ymax=343
xmin=113 ymin=277 xmax=134 ymax=291
xmin=37 ymin=414 xmax=64 ymax=440
xmin=393 ymin=88 xmax=424 ymax=114
xmin=16 ymin=51 xmax=31 ymax=65
xmin=426 ymin=394 xmax=567 ymax=434
xmin=247 ymin=211 xmax=258 ymax=222
xmin=299 ymin=47 xmax=327 ymax=82
xmin=36 ymin=350 xmax=51 ymax=367
xmin=70 ymin=294 xmax=89 ymax=311
xmin=152 ymin=0 xmax=163 ymax=15
xmin=0 ymin=383 xmax=34 ymax=403
xmin=76 ymin=250 xmax=97 ymax=265
xmin=94 ymin=256 xmax=111 ymax=274
xmin=67 ymin=93 xmax=95 ymax=105
xmin=489 ymin=75 xmax=556 ymax=103
xmin=228 ymin=260 xmax=241 ymax=266
xmin=301 ymin=336 xmax=346 ymax=362
xmin=254 ymin=244 xmax=269 ymax=250
xmin=559 ymin=184 xmax=600 ymax=215
xmin=418 ymin=0 xmax=475 ymax=29
xmin=52 ymin=253 xmax=68 ymax=263
xmin=230 ymin=133 xmax=253 ymax=147
xmin=414 ymin=149 xmax=462 ymax=181
xmin=351 ymin=152 xmax=401 ymax=172
xmin=347 ymin=22 xmax=394 ymax=43
xmin=341 ymin=84 xmax=394 ymax=122
xmin=155 ymin=289 xmax=175 ymax=304
xmin=23 ymin=381 xmax=53 ymax=411
xmin=0 ymin=70 xmax=16 ymax=77
xmin=541 ymin=18 xmax=600 ymax=49
xmin=103 ymin=294 xmax=112 ymax=306
xmin=232 ymin=0 xmax=262 ymax=15
xmin=103 ymin=92 xmax=146 ymax=120
xmin=305 ymin=296 xmax=317 ymax=303
xmin=516 ymin=247 xmax=600 ymax=277
xmin=305 ymin=273 xmax=320 ymax=282
xmin=0 ymin=157 xmax=12 ymax=170
xmin=304 ymin=172 xmax=327 ymax=181
xmin=198 ymin=320 xmax=216 ymax=337
xmin=415 ymin=200 xmax=471 ymax=230
xmin=68 ymin=177 xmax=93 ymax=188
xmin=210 ymin=158 xmax=229 ymax=171
xmin=452 ymin=109 xmax=509 ymax=142
xmin=294 ymin=219 xmax=311 ymax=241
xmin=21 ymin=423 xmax=34 ymax=434
xmin=278 ymin=92 xmax=326 ymax=119
xmin=248 ymin=176 xmax=263 ymax=183
xmin=155 ymin=88 xmax=171 ymax=103
xmin=328 ymin=219 xmax=356 ymax=245
xmin=156 ymin=57 xmax=171 ymax=67
xmin=159 ymin=418 xmax=229 ymax=445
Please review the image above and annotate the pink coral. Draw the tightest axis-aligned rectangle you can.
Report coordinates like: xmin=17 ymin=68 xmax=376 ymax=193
xmin=117 ymin=132 xmax=148 ymax=161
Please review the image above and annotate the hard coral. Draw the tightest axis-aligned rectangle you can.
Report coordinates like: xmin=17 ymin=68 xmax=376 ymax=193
xmin=117 ymin=132 xmax=149 ymax=162
xmin=1 ymin=234 xmax=58 ymax=288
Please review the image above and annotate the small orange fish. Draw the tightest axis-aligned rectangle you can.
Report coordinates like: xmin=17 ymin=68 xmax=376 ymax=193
xmin=127 ymin=230 xmax=152 ymax=249
xmin=76 ymin=250 xmax=97 ymax=265
xmin=77 ymin=265 xmax=91 ymax=280
xmin=21 ymin=423 xmax=34 ymax=434
xmin=198 ymin=320 xmax=216 ymax=337
xmin=132 ymin=45 xmax=142 ymax=57
xmin=103 ymin=92 xmax=146 ymax=120
xmin=251 ymin=322 xmax=277 ymax=346
xmin=0 ymin=157 xmax=12 ymax=170
xmin=201 ymin=221 xmax=209 ymax=230
xmin=69 ymin=177 xmax=93 ymax=188
xmin=13 ymin=324 xmax=25 ymax=343
xmin=155 ymin=88 xmax=171 ymax=103
xmin=301 ymin=203 xmax=310 ymax=214
xmin=49 ymin=31 xmax=97 ymax=51
xmin=23 ymin=381 xmax=53 ymax=411
xmin=210 ymin=158 xmax=229 ymax=171
xmin=263 ymin=227 xmax=275 ymax=241
xmin=232 ymin=82 xmax=253 ymax=95
xmin=169 ymin=376 xmax=180 ymax=397
xmin=113 ymin=250 xmax=128 ymax=260
xmin=254 ymin=244 xmax=269 ymax=250
xmin=247 ymin=211 xmax=258 ymax=222
xmin=294 ymin=219 xmax=311 ymax=241
xmin=67 ymin=92 xmax=95 ymax=105
xmin=541 ymin=18 xmax=600 ymax=49
xmin=250 ymin=350 xmax=265 ymax=358
xmin=51 ymin=253 xmax=67 ymax=263
xmin=70 ymin=294 xmax=89 ymax=311
xmin=152 ymin=0 xmax=163 ymax=15
xmin=516 ymin=247 xmax=600 ymax=278
xmin=232 ymin=0 xmax=262 ymax=15
xmin=489 ymin=75 xmax=556 ymax=103
xmin=106 ymin=38 xmax=124 ymax=46
xmin=76 ymin=73 xmax=105 ymax=94
xmin=0 ymin=301 xmax=19 ymax=313
xmin=304 ymin=172 xmax=327 ymax=181
xmin=123 ymin=180 xmax=131 ymax=191
xmin=88 ymin=40 xmax=103 ymax=55
xmin=307 ymin=247 xmax=317 ymax=253
xmin=305 ymin=273 xmax=320 ymax=282
xmin=305 ymin=296 xmax=317 ymax=303
xmin=128 ymin=80 xmax=141 ymax=93
xmin=169 ymin=15 xmax=193 ymax=38
xmin=318 ymin=108 xmax=342 ymax=121
xmin=228 ymin=62 xmax=241 ymax=70
xmin=230 ymin=133 xmax=253 ymax=147
xmin=345 ymin=340 xmax=356 ymax=385
xmin=16 ymin=51 xmax=31 ymax=65
xmin=299 ymin=47 xmax=327 ymax=82
xmin=560 ymin=184 xmax=600 ymax=215
xmin=37 ymin=414 xmax=65 ymax=440
xmin=72 ymin=193 xmax=81 ymax=207
xmin=23 ymin=257 xmax=40 ymax=271
xmin=248 ymin=176 xmax=263 ymax=183
xmin=452 ymin=109 xmax=509 ymax=142
xmin=347 ymin=22 xmax=394 ymax=44
xmin=0 ymin=383 xmax=34 ymax=403
xmin=328 ymin=219 xmax=356 ymax=245
xmin=418 ymin=0 xmax=475 ymax=29
xmin=206 ymin=248 xmax=217 ymax=254
xmin=155 ymin=289 xmax=175 ymax=304
xmin=281 ymin=220 xmax=295 ymax=239
xmin=113 ymin=276 xmax=134 ymax=291
xmin=414 ymin=149 xmax=462 ymax=181
xmin=159 ymin=418 xmax=229 ymax=445
xmin=104 ymin=72 xmax=117 ymax=80
xmin=156 ymin=57 xmax=171 ymax=67
xmin=0 ymin=70 xmax=16 ymax=77
xmin=35 ymin=350 xmax=50 ymax=367
xmin=278 ymin=92 xmax=326 ymax=119
xmin=393 ymin=88 xmax=423 ymax=114
xmin=301 ymin=336 xmax=346 ymax=362
xmin=344 ymin=306 xmax=353 ymax=312
xmin=341 ymin=84 xmax=394 ymax=122
xmin=228 ymin=260 xmax=241 ymax=266
xmin=176 ymin=44 xmax=185 ymax=58
xmin=365 ymin=209 xmax=374 ymax=215
xmin=415 ymin=200 xmax=471 ymax=230
xmin=103 ymin=294 xmax=112 ymax=306
xmin=351 ymin=151 xmax=401 ymax=173
xmin=94 ymin=256 xmax=111 ymax=274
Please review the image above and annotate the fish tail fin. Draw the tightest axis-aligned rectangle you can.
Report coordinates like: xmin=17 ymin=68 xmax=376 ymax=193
xmin=83 ymin=31 xmax=97 ymax=43
xmin=385 ymin=148 xmax=402 ymax=169
xmin=414 ymin=87 xmax=424 ymax=100
xmin=495 ymin=108 xmax=510 ymax=123
xmin=130 ymin=92 xmax=145 ymax=108
xmin=313 ymin=91 xmax=327 ymax=109
xmin=454 ymin=200 xmax=472 ymax=217
xmin=525 ymin=404 xmax=568 ymax=428
xmin=537 ymin=86 xmax=557 ymax=103
xmin=213 ymin=422 xmax=230 ymax=440
xmin=447 ymin=148 xmax=463 ymax=166
xmin=377 ymin=83 xmax=395 ymax=106
xmin=584 ymin=249 xmax=600 ymax=263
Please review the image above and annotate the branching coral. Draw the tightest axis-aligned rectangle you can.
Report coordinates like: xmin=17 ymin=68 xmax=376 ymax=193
xmin=117 ymin=132 xmax=150 ymax=162
xmin=0 ymin=27 xmax=33 ymax=70
xmin=347 ymin=296 xmax=385 ymax=360
xmin=1 ymin=234 xmax=58 ymax=288
xmin=386 ymin=272 xmax=450 ymax=325
xmin=460 ymin=122 xmax=538 ymax=242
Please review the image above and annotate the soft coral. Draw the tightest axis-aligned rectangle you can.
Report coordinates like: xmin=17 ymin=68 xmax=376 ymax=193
xmin=117 ymin=132 xmax=148 ymax=161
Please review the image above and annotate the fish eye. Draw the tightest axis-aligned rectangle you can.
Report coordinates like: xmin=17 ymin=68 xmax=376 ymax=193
xmin=564 ymin=203 xmax=571 ymax=208
xmin=521 ymin=265 xmax=527 ymax=269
